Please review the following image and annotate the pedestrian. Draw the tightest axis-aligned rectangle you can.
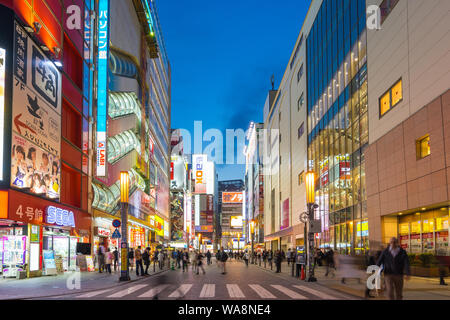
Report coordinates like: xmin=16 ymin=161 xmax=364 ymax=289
xmin=275 ymin=250 xmax=282 ymax=273
xmin=112 ymin=247 xmax=119 ymax=272
xmin=153 ymin=250 xmax=159 ymax=272
xmin=268 ymin=250 xmax=273 ymax=270
xmin=244 ymin=250 xmax=249 ymax=267
xmin=206 ymin=250 xmax=212 ymax=265
xmin=219 ymin=247 xmax=228 ymax=274
xmin=365 ymin=249 xmax=380 ymax=298
xmin=215 ymin=250 xmax=221 ymax=268
xmin=324 ymin=248 xmax=335 ymax=277
xmin=376 ymin=237 xmax=411 ymax=300
xmin=104 ymin=247 xmax=113 ymax=274
xmin=135 ymin=246 xmax=145 ymax=276
xmin=128 ymin=247 xmax=134 ymax=271
xmin=158 ymin=250 xmax=164 ymax=270
xmin=263 ymin=250 xmax=267 ymax=268
xmin=143 ymin=247 xmax=151 ymax=275
xmin=177 ymin=250 xmax=182 ymax=268
xmin=258 ymin=251 xmax=262 ymax=266
xmin=287 ymin=248 xmax=292 ymax=266
xmin=97 ymin=245 xmax=105 ymax=273
xmin=197 ymin=251 xmax=206 ymax=275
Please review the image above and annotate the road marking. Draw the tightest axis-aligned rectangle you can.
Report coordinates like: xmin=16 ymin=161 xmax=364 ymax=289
xmin=76 ymin=288 xmax=113 ymax=298
xmin=271 ymin=285 xmax=307 ymax=299
xmin=226 ymin=284 xmax=245 ymax=298
xmin=248 ymin=284 xmax=276 ymax=299
xmin=107 ymin=284 xmax=148 ymax=298
xmin=168 ymin=284 xmax=193 ymax=298
xmin=138 ymin=284 xmax=170 ymax=298
xmin=200 ymin=284 xmax=215 ymax=298
xmin=293 ymin=285 xmax=338 ymax=300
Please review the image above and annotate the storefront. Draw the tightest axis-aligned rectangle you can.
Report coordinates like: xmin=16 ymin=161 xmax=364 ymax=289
xmin=0 ymin=189 xmax=91 ymax=278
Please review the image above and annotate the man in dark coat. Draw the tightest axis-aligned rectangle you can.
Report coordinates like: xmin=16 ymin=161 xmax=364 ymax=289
xmin=376 ymin=237 xmax=410 ymax=300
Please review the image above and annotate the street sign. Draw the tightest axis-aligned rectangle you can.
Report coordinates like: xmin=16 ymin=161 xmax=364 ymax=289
xmin=299 ymin=212 xmax=308 ymax=223
xmin=309 ymin=219 xmax=322 ymax=233
xmin=112 ymin=219 xmax=121 ymax=228
xmin=112 ymin=229 xmax=121 ymax=239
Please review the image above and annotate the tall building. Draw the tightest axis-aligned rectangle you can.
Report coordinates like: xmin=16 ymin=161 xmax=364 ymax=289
xmin=244 ymin=122 xmax=265 ymax=247
xmin=0 ymin=0 xmax=94 ymax=277
xmin=365 ymin=0 xmax=450 ymax=255
xmin=218 ymin=180 xmax=244 ymax=251
xmin=89 ymin=0 xmax=171 ymax=253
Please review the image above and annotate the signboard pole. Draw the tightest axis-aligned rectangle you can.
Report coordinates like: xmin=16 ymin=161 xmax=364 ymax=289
xmin=119 ymin=202 xmax=130 ymax=281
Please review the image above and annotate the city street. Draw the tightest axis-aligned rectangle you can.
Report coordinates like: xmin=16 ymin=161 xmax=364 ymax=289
xmin=34 ymin=260 xmax=356 ymax=300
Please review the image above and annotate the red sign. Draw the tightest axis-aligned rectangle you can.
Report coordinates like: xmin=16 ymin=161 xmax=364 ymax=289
xmin=170 ymin=162 xmax=174 ymax=180
xmin=281 ymin=198 xmax=289 ymax=230
xmin=222 ymin=192 xmax=243 ymax=203
xmin=8 ymin=189 xmax=91 ymax=230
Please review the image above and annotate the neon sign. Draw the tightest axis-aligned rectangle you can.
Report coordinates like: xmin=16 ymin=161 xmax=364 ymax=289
xmin=46 ymin=206 xmax=76 ymax=228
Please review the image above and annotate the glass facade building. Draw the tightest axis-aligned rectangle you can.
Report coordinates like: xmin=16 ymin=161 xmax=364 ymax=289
xmin=306 ymin=0 xmax=368 ymax=254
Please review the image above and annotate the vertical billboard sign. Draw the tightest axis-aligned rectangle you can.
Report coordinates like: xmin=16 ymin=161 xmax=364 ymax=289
xmin=193 ymin=154 xmax=207 ymax=194
xmin=96 ymin=0 xmax=110 ymax=177
xmin=205 ymin=161 xmax=215 ymax=195
xmin=0 ymin=48 xmax=5 ymax=181
xmin=194 ymin=194 xmax=200 ymax=226
xmin=11 ymin=22 xmax=62 ymax=200
xmin=281 ymin=198 xmax=289 ymax=230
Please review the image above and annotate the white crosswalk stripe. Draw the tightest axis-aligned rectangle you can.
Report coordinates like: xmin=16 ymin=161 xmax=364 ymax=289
xmin=108 ymin=284 xmax=148 ymax=298
xmin=293 ymin=285 xmax=338 ymax=300
xmin=271 ymin=285 xmax=307 ymax=299
xmin=248 ymin=284 xmax=276 ymax=299
xmin=76 ymin=288 xmax=113 ymax=298
xmin=168 ymin=284 xmax=193 ymax=298
xmin=199 ymin=284 xmax=215 ymax=298
xmin=226 ymin=284 xmax=245 ymax=298
xmin=138 ymin=284 xmax=170 ymax=298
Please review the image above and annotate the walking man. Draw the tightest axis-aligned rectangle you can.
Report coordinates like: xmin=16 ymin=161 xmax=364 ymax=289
xmin=275 ymin=250 xmax=282 ymax=273
xmin=182 ymin=249 xmax=189 ymax=272
xmin=206 ymin=250 xmax=212 ymax=265
xmin=218 ymin=247 xmax=228 ymax=274
xmin=135 ymin=246 xmax=145 ymax=276
xmin=112 ymin=247 xmax=118 ymax=272
xmin=197 ymin=251 xmax=206 ymax=275
xmin=376 ymin=237 xmax=410 ymax=300
xmin=143 ymin=247 xmax=151 ymax=275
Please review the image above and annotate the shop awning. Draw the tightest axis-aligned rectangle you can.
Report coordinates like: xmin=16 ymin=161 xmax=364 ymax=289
xmin=109 ymin=50 xmax=137 ymax=78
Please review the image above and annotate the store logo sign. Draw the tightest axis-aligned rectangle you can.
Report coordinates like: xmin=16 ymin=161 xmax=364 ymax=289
xmin=46 ymin=206 xmax=75 ymax=228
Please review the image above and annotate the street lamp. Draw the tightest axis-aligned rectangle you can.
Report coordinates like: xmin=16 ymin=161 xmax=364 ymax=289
xmin=250 ymin=220 xmax=255 ymax=264
xmin=119 ymin=171 xmax=130 ymax=281
xmin=305 ymin=171 xmax=317 ymax=282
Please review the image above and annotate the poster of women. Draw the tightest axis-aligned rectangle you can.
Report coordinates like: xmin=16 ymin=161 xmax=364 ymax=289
xmin=10 ymin=134 xmax=60 ymax=200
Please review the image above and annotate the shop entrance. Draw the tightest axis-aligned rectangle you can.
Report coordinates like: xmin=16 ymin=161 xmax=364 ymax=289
xmin=43 ymin=228 xmax=79 ymax=272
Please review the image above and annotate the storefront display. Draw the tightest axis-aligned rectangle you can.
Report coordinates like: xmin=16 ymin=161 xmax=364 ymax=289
xmin=1 ymin=235 xmax=27 ymax=278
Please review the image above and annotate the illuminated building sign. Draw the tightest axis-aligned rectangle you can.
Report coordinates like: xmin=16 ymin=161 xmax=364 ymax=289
xmin=46 ymin=206 xmax=75 ymax=228
xmin=230 ymin=216 xmax=243 ymax=228
xmin=193 ymin=154 xmax=207 ymax=193
xmin=96 ymin=0 xmax=110 ymax=177
xmin=0 ymin=48 xmax=5 ymax=181
xmin=222 ymin=192 xmax=243 ymax=204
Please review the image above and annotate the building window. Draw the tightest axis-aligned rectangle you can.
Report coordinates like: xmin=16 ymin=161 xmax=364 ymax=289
xmin=416 ymin=135 xmax=431 ymax=159
xmin=290 ymin=35 xmax=303 ymax=70
xmin=298 ymin=122 xmax=304 ymax=139
xmin=380 ymin=0 xmax=400 ymax=25
xmin=298 ymin=171 xmax=305 ymax=185
xmin=298 ymin=93 xmax=304 ymax=111
xmin=379 ymin=78 xmax=403 ymax=117
xmin=297 ymin=64 xmax=304 ymax=82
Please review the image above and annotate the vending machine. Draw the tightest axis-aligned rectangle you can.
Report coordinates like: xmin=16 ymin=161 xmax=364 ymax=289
xmin=2 ymin=236 xmax=27 ymax=278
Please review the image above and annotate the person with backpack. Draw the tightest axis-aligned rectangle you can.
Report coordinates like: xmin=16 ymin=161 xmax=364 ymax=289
xmin=142 ymin=247 xmax=151 ymax=275
xmin=218 ymin=247 xmax=228 ymax=274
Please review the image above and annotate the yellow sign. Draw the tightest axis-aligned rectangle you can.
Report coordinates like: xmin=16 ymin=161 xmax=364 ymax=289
xmin=154 ymin=215 xmax=164 ymax=236
xmin=121 ymin=248 xmax=128 ymax=271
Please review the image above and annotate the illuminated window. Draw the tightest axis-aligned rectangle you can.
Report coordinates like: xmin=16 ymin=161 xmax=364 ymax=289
xmin=416 ymin=135 xmax=430 ymax=159
xmin=379 ymin=79 xmax=402 ymax=117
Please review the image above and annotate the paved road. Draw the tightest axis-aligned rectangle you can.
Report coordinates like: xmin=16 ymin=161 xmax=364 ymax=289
xmin=38 ymin=260 xmax=358 ymax=300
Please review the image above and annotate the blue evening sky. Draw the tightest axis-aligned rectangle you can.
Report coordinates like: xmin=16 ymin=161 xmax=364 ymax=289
xmin=157 ymin=0 xmax=311 ymax=181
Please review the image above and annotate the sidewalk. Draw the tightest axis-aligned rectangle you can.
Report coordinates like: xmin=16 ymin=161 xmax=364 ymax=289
xmin=0 ymin=262 xmax=171 ymax=300
xmin=241 ymin=259 xmax=450 ymax=300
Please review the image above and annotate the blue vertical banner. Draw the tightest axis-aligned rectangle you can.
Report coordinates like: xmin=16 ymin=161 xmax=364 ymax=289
xmin=96 ymin=0 xmax=110 ymax=177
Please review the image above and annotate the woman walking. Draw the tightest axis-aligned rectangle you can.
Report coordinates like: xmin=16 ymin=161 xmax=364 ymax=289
xmin=197 ymin=251 xmax=206 ymax=275
xmin=105 ymin=248 xmax=113 ymax=274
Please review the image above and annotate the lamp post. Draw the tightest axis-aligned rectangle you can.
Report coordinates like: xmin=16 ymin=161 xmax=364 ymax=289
xmin=250 ymin=220 xmax=255 ymax=264
xmin=119 ymin=171 xmax=130 ymax=281
xmin=305 ymin=171 xmax=317 ymax=282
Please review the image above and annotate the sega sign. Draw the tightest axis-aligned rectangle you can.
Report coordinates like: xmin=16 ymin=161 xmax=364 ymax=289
xmin=46 ymin=206 xmax=76 ymax=228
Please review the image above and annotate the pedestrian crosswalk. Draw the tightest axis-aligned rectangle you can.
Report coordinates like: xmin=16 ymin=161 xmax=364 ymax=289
xmin=73 ymin=282 xmax=349 ymax=300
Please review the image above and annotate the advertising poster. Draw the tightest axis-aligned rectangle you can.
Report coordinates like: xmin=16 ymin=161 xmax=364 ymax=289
xmin=11 ymin=133 xmax=60 ymax=199
xmin=86 ymin=255 xmax=95 ymax=272
xmin=222 ymin=192 xmax=243 ymax=204
xmin=11 ymin=22 xmax=61 ymax=200
xmin=193 ymin=154 xmax=207 ymax=194
xmin=280 ymin=198 xmax=289 ymax=230
xmin=43 ymin=250 xmax=57 ymax=275
xmin=170 ymin=191 xmax=184 ymax=241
